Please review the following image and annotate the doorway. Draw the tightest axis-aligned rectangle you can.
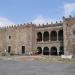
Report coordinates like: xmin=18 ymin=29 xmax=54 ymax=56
xmin=8 ymin=46 xmax=11 ymax=53
xmin=22 ymin=46 xmax=25 ymax=54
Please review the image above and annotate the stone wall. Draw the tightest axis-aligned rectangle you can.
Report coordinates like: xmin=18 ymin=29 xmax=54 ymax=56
xmin=0 ymin=16 xmax=75 ymax=56
xmin=0 ymin=25 xmax=35 ymax=55
xmin=63 ymin=17 xmax=75 ymax=56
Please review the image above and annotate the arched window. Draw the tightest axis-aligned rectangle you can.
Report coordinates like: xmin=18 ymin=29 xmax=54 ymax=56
xmin=50 ymin=31 xmax=57 ymax=41
xmin=58 ymin=30 xmax=63 ymax=41
xmin=9 ymin=36 xmax=11 ymax=39
xmin=37 ymin=32 xmax=42 ymax=42
xmin=43 ymin=31 xmax=49 ymax=41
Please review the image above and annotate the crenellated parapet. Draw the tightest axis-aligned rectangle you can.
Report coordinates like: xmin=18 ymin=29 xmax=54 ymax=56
xmin=0 ymin=22 xmax=36 ymax=30
xmin=36 ymin=20 xmax=63 ymax=28
xmin=63 ymin=15 xmax=75 ymax=21
xmin=63 ymin=15 xmax=75 ymax=26
xmin=1 ymin=16 xmax=75 ymax=30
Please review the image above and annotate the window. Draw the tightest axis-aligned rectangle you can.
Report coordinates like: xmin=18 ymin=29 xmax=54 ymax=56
xmin=73 ymin=30 xmax=75 ymax=35
xmin=9 ymin=36 xmax=11 ymax=39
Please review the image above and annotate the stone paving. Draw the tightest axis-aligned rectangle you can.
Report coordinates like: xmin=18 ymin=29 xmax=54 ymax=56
xmin=0 ymin=57 xmax=75 ymax=75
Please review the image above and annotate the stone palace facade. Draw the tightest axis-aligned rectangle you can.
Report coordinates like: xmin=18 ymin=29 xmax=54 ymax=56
xmin=0 ymin=16 xmax=75 ymax=56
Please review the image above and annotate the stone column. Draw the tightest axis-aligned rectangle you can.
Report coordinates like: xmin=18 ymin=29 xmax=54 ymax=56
xmin=57 ymin=31 xmax=58 ymax=41
xmin=42 ymin=32 xmax=44 ymax=42
xmin=42 ymin=47 xmax=43 ymax=55
xmin=35 ymin=32 xmax=37 ymax=43
xmin=49 ymin=31 xmax=51 ymax=42
xmin=49 ymin=47 xmax=51 ymax=55
xmin=57 ymin=47 xmax=59 ymax=56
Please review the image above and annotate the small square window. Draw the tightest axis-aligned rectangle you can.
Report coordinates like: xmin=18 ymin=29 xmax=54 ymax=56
xmin=9 ymin=36 xmax=11 ymax=39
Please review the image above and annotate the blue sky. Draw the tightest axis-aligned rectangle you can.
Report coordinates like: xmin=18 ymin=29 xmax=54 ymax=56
xmin=0 ymin=0 xmax=75 ymax=26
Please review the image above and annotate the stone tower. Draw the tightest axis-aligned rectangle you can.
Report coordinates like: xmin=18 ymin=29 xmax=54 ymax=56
xmin=63 ymin=16 xmax=75 ymax=57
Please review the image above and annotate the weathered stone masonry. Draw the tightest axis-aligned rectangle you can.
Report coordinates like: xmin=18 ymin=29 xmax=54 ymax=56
xmin=0 ymin=16 xmax=75 ymax=57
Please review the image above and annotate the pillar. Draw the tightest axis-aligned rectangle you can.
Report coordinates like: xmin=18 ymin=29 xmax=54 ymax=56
xmin=42 ymin=32 xmax=44 ymax=42
xmin=49 ymin=31 xmax=51 ymax=42
xmin=57 ymin=31 xmax=58 ymax=41
xmin=42 ymin=47 xmax=43 ymax=55
xmin=57 ymin=47 xmax=59 ymax=56
xmin=49 ymin=48 xmax=51 ymax=55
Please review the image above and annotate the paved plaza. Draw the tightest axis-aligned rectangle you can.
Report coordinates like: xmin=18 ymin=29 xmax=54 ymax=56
xmin=0 ymin=58 xmax=75 ymax=75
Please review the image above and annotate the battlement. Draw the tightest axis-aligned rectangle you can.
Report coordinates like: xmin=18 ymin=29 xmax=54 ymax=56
xmin=0 ymin=22 xmax=36 ymax=30
xmin=0 ymin=21 xmax=63 ymax=29
xmin=1 ymin=16 xmax=75 ymax=29
xmin=62 ymin=15 xmax=75 ymax=25
xmin=63 ymin=15 xmax=75 ymax=21
xmin=36 ymin=21 xmax=63 ymax=28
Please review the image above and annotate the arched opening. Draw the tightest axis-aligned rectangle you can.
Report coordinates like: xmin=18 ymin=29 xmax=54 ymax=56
xmin=37 ymin=47 xmax=42 ymax=55
xmin=50 ymin=47 xmax=57 ymax=55
xmin=37 ymin=32 xmax=42 ymax=42
xmin=43 ymin=47 xmax=49 ymax=55
xmin=50 ymin=31 xmax=57 ymax=41
xmin=58 ymin=30 xmax=63 ymax=41
xmin=59 ymin=46 xmax=64 ymax=55
xmin=43 ymin=31 xmax=49 ymax=41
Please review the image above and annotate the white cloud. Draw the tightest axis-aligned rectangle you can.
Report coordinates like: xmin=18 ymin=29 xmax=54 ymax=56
xmin=32 ymin=16 xmax=56 ymax=25
xmin=0 ymin=17 xmax=15 ymax=27
xmin=64 ymin=3 xmax=75 ymax=17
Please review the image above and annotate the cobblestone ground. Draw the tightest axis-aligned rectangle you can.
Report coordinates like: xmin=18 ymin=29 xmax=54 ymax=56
xmin=0 ymin=57 xmax=75 ymax=75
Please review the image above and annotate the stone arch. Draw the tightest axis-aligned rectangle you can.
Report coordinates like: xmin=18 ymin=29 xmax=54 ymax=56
xmin=43 ymin=31 xmax=49 ymax=41
xmin=37 ymin=32 xmax=42 ymax=42
xmin=59 ymin=46 xmax=64 ymax=55
xmin=37 ymin=47 xmax=42 ymax=54
xmin=43 ymin=47 xmax=49 ymax=55
xmin=58 ymin=30 xmax=63 ymax=41
xmin=50 ymin=31 xmax=57 ymax=41
xmin=50 ymin=47 xmax=57 ymax=55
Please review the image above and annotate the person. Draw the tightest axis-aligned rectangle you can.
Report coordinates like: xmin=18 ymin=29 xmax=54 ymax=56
xmin=4 ymin=49 xmax=8 ymax=55
xmin=5 ymin=49 xmax=7 ymax=53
